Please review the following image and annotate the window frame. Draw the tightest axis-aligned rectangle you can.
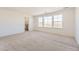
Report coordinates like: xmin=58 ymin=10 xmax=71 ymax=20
xmin=53 ymin=14 xmax=64 ymax=29
xmin=38 ymin=16 xmax=43 ymax=27
xmin=43 ymin=16 xmax=53 ymax=28
xmin=38 ymin=14 xmax=64 ymax=29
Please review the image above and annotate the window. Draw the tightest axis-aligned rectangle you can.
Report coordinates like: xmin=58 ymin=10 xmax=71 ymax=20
xmin=44 ymin=16 xmax=52 ymax=27
xmin=38 ymin=17 xmax=43 ymax=27
xmin=54 ymin=15 xmax=63 ymax=28
xmin=38 ymin=14 xmax=63 ymax=28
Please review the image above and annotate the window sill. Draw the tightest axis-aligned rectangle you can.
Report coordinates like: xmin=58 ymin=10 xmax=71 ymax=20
xmin=38 ymin=27 xmax=63 ymax=29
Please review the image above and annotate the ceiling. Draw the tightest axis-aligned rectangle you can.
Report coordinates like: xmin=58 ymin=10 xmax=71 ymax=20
xmin=0 ymin=7 xmax=64 ymax=16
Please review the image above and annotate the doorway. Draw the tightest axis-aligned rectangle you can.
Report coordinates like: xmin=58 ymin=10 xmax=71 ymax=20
xmin=25 ymin=16 xmax=29 ymax=31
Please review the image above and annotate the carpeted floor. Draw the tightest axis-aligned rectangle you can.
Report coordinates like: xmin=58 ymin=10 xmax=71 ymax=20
xmin=0 ymin=31 xmax=78 ymax=51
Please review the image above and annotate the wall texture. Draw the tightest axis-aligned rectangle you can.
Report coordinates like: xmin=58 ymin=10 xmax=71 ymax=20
xmin=75 ymin=8 xmax=79 ymax=44
xmin=33 ymin=8 xmax=75 ymax=37
xmin=0 ymin=9 xmax=25 ymax=37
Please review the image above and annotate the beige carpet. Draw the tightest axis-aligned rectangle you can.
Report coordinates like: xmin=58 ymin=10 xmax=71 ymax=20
xmin=0 ymin=31 xmax=78 ymax=51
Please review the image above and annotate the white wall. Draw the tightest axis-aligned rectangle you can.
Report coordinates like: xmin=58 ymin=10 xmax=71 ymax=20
xmin=25 ymin=16 xmax=29 ymax=25
xmin=63 ymin=8 xmax=75 ymax=37
xmin=0 ymin=9 xmax=25 ymax=37
xmin=75 ymin=8 xmax=79 ymax=44
xmin=33 ymin=8 xmax=75 ymax=37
